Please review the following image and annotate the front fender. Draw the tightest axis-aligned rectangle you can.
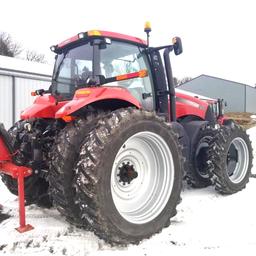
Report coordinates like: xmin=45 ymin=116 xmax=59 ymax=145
xmin=55 ymin=86 xmax=142 ymax=118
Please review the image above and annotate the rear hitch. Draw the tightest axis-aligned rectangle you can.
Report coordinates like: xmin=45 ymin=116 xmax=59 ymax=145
xmin=0 ymin=123 xmax=34 ymax=233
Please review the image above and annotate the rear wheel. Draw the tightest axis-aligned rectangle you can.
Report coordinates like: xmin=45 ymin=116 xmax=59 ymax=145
xmin=49 ymin=113 xmax=104 ymax=224
xmin=209 ymin=124 xmax=253 ymax=194
xmin=73 ymin=109 xmax=184 ymax=245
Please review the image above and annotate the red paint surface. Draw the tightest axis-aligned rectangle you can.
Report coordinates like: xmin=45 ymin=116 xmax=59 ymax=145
xmin=57 ymin=30 xmax=147 ymax=48
xmin=0 ymin=153 xmax=33 ymax=232
xmin=55 ymin=87 xmax=141 ymax=118
xmin=96 ymin=30 xmax=147 ymax=45
xmin=0 ymin=137 xmax=11 ymax=161
xmin=58 ymin=35 xmax=79 ymax=48
xmin=21 ymin=95 xmax=67 ymax=119
xmin=175 ymin=90 xmax=209 ymax=120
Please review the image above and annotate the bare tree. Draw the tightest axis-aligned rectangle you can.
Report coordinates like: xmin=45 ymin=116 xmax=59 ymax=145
xmin=174 ymin=76 xmax=193 ymax=87
xmin=173 ymin=77 xmax=179 ymax=87
xmin=26 ymin=50 xmax=47 ymax=63
xmin=0 ymin=32 xmax=22 ymax=57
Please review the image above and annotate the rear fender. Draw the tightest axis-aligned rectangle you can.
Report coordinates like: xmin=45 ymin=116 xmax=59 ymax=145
xmin=55 ymin=87 xmax=142 ymax=118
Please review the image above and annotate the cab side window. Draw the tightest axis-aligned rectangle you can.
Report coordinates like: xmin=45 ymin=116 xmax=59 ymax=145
xmin=100 ymin=41 xmax=154 ymax=111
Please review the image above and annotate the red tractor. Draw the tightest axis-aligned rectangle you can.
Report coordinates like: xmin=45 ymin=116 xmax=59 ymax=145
xmin=0 ymin=25 xmax=253 ymax=244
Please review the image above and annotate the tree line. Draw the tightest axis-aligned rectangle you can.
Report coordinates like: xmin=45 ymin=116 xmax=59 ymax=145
xmin=174 ymin=77 xmax=192 ymax=87
xmin=0 ymin=32 xmax=46 ymax=63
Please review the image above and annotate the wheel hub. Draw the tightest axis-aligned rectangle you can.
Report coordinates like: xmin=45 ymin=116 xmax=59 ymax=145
xmin=227 ymin=143 xmax=238 ymax=176
xmin=117 ymin=162 xmax=138 ymax=185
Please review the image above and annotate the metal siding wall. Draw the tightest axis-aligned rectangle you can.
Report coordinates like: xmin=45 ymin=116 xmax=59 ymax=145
xmin=0 ymin=75 xmax=13 ymax=129
xmin=15 ymin=78 xmax=51 ymax=122
xmin=246 ymin=86 xmax=256 ymax=113
xmin=180 ymin=77 xmax=245 ymax=112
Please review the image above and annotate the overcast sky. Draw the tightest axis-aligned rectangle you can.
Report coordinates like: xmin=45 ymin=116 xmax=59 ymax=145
xmin=1 ymin=0 xmax=256 ymax=85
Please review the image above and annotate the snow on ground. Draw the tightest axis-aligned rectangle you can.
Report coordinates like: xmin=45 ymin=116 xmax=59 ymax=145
xmin=0 ymin=127 xmax=256 ymax=256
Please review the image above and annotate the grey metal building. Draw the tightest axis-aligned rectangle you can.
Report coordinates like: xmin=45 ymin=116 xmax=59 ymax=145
xmin=0 ymin=55 xmax=52 ymax=129
xmin=179 ymin=74 xmax=256 ymax=113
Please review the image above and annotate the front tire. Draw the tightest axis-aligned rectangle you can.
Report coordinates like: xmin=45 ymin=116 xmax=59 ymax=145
xmin=185 ymin=126 xmax=217 ymax=188
xmin=209 ymin=124 xmax=253 ymax=194
xmin=73 ymin=109 xmax=184 ymax=245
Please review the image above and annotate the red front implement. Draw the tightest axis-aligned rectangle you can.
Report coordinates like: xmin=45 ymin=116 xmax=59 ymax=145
xmin=0 ymin=126 xmax=33 ymax=233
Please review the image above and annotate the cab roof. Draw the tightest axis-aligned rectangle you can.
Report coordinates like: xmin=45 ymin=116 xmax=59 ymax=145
xmin=55 ymin=30 xmax=147 ymax=51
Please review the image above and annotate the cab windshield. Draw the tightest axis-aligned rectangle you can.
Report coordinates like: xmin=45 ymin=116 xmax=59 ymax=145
xmin=52 ymin=39 xmax=153 ymax=106
xmin=52 ymin=42 xmax=93 ymax=100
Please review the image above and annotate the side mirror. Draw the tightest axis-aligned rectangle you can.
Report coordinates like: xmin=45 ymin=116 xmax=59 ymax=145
xmin=172 ymin=37 xmax=183 ymax=55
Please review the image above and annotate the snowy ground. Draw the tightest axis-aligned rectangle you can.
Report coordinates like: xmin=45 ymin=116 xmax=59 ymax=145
xmin=0 ymin=127 xmax=256 ymax=256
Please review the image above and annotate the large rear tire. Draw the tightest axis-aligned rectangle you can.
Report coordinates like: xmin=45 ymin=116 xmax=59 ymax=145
xmin=209 ymin=124 xmax=253 ymax=194
xmin=48 ymin=112 xmax=104 ymax=224
xmin=73 ymin=109 xmax=184 ymax=245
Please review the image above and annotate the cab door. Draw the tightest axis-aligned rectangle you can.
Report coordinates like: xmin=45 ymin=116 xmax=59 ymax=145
xmin=100 ymin=41 xmax=155 ymax=111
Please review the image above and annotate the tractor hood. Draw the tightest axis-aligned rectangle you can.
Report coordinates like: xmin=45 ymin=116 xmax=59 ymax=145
xmin=175 ymin=88 xmax=216 ymax=104
xmin=175 ymin=88 xmax=212 ymax=120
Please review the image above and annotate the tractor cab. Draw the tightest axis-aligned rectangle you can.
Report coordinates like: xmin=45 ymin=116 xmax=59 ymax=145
xmin=49 ymin=28 xmax=183 ymax=120
xmin=51 ymin=31 xmax=154 ymax=110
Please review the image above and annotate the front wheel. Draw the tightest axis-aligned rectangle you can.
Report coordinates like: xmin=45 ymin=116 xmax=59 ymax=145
xmin=185 ymin=126 xmax=217 ymax=188
xmin=73 ymin=109 xmax=184 ymax=245
xmin=209 ymin=124 xmax=253 ymax=194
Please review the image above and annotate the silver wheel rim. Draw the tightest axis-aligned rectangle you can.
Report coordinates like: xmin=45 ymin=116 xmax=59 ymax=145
xmin=111 ymin=131 xmax=174 ymax=224
xmin=227 ymin=137 xmax=249 ymax=183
